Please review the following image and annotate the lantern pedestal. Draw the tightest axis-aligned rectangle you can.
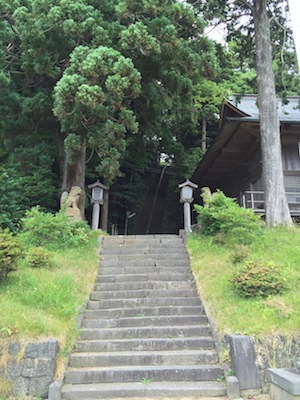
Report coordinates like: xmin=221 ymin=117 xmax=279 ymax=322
xmin=183 ymin=202 xmax=192 ymax=233
xmin=91 ymin=202 xmax=100 ymax=230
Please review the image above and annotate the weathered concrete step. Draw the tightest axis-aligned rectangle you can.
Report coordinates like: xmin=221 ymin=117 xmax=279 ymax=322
xmin=99 ymin=266 xmax=190 ymax=275
xmin=97 ymin=272 xmax=193 ymax=283
xmin=87 ymin=296 xmax=202 ymax=309
xmin=81 ymin=315 xmax=208 ymax=329
xmin=69 ymin=349 xmax=219 ymax=368
xmin=80 ymin=325 xmax=210 ymax=340
xmin=100 ymin=258 xmax=190 ymax=267
xmin=76 ymin=337 xmax=215 ymax=352
xmin=101 ymin=238 xmax=186 ymax=250
xmin=84 ymin=305 xmax=204 ymax=318
xmin=102 ymin=234 xmax=180 ymax=244
xmin=90 ymin=289 xmax=198 ymax=300
xmin=64 ymin=364 xmax=224 ymax=384
xmin=101 ymin=253 xmax=190 ymax=262
xmin=61 ymin=380 xmax=226 ymax=399
xmin=101 ymin=247 xmax=186 ymax=255
xmin=94 ymin=280 xmax=195 ymax=292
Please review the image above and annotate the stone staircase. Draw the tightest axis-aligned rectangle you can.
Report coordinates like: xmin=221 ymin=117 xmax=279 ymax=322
xmin=61 ymin=234 xmax=226 ymax=399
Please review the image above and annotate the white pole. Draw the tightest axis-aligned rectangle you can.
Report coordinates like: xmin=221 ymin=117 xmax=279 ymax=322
xmin=288 ymin=0 xmax=300 ymax=73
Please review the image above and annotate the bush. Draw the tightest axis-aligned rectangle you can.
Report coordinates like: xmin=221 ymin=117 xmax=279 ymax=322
xmin=0 ymin=228 xmax=22 ymax=282
xmin=231 ymin=261 xmax=285 ymax=298
xmin=27 ymin=247 xmax=52 ymax=268
xmin=232 ymin=245 xmax=249 ymax=264
xmin=20 ymin=207 xmax=91 ymax=250
xmin=194 ymin=190 xmax=263 ymax=244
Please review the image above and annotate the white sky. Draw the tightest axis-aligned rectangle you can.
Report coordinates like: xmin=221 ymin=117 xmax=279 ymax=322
xmin=205 ymin=1 xmax=300 ymax=73
xmin=287 ymin=0 xmax=300 ymax=72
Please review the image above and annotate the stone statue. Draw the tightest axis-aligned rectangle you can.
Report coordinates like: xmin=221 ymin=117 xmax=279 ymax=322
xmin=60 ymin=186 xmax=83 ymax=221
xmin=201 ymin=186 xmax=213 ymax=207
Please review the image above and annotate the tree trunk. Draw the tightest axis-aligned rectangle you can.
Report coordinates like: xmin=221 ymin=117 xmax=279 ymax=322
xmin=253 ymin=0 xmax=292 ymax=227
xmin=62 ymin=138 xmax=87 ymax=220
xmin=100 ymin=187 xmax=109 ymax=232
xmin=202 ymin=118 xmax=207 ymax=152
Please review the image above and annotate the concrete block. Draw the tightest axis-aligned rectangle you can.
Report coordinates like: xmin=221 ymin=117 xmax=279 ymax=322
xmin=270 ymin=382 xmax=300 ymax=400
xmin=268 ymin=368 xmax=300 ymax=395
xmin=226 ymin=375 xmax=240 ymax=399
xmin=226 ymin=334 xmax=261 ymax=390
xmin=48 ymin=380 xmax=62 ymax=400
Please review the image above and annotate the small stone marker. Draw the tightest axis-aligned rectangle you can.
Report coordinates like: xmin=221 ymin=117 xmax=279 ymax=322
xmin=227 ymin=334 xmax=261 ymax=390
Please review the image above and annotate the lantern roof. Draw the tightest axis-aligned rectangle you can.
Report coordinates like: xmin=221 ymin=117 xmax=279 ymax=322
xmin=178 ymin=179 xmax=198 ymax=190
xmin=87 ymin=180 xmax=108 ymax=190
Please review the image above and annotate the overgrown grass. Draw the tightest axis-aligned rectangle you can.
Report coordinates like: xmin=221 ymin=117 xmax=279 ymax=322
xmin=0 ymin=234 xmax=99 ymax=359
xmin=187 ymin=226 xmax=300 ymax=337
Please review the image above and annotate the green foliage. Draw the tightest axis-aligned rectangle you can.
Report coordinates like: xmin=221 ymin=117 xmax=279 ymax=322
xmin=27 ymin=247 xmax=52 ymax=269
xmin=194 ymin=190 xmax=263 ymax=244
xmin=231 ymin=261 xmax=285 ymax=298
xmin=0 ymin=234 xmax=99 ymax=357
xmin=0 ymin=229 xmax=22 ymax=283
xmin=20 ymin=207 xmax=91 ymax=250
xmin=188 ymin=227 xmax=300 ymax=335
xmin=53 ymin=45 xmax=142 ymax=183
xmin=0 ymin=168 xmax=24 ymax=231
xmin=231 ymin=245 xmax=249 ymax=264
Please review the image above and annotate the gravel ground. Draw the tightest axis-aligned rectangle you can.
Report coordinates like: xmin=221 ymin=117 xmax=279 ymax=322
xmin=107 ymin=395 xmax=270 ymax=400
xmin=7 ymin=394 xmax=271 ymax=400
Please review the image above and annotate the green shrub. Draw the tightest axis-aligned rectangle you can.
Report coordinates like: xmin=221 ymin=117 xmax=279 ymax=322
xmin=27 ymin=247 xmax=52 ymax=268
xmin=232 ymin=245 xmax=249 ymax=264
xmin=194 ymin=190 xmax=263 ymax=244
xmin=20 ymin=206 xmax=91 ymax=250
xmin=0 ymin=228 xmax=22 ymax=282
xmin=231 ymin=261 xmax=285 ymax=298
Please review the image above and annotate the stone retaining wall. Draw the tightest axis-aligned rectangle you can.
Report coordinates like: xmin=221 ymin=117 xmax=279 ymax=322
xmin=255 ymin=334 xmax=300 ymax=392
xmin=0 ymin=338 xmax=59 ymax=399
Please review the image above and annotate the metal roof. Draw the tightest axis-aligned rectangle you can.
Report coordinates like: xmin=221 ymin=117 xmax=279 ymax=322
xmin=227 ymin=95 xmax=300 ymax=122
xmin=191 ymin=95 xmax=300 ymax=200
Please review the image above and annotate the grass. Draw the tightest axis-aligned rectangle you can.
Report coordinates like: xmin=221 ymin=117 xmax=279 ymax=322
xmin=0 ymin=233 xmax=99 ymax=361
xmin=187 ymin=226 xmax=300 ymax=337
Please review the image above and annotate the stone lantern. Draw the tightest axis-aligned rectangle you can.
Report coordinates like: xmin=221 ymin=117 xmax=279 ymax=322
xmin=88 ymin=180 xmax=107 ymax=230
xmin=178 ymin=179 xmax=198 ymax=233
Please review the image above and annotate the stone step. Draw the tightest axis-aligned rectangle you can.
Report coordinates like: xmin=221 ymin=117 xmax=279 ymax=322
xmin=64 ymin=364 xmax=224 ymax=385
xmin=76 ymin=337 xmax=215 ymax=352
xmin=101 ymin=247 xmax=186 ymax=255
xmin=102 ymin=235 xmax=180 ymax=245
xmin=69 ymin=349 xmax=219 ymax=368
xmin=87 ymin=296 xmax=202 ymax=309
xmin=100 ymin=258 xmax=189 ymax=273
xmin=61 ymin=381 xmax=226 ymax=400
xmin=80 ymin=325 xmax=211 ymax=340
xmin=61 ymin=234 xmax=225 ymax=400
xmin=90 ymin=289 xmax=198 ymax=301
xmin=93 ymin=280 xmax=195 ymax=292
xmin=101 ymin=253 xmax=190 ymax=262
xmin=99 ymin=266 xmax=190 ymax=274
xmin=84 ymin=305 xmax=205 ymax=318
xmin=97 ymin=272 xmax=193 ymax=283
xmin=81 ymin=315 xmax=208 ymax=329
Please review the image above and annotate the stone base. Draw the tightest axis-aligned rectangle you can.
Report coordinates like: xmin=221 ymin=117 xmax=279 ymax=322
xmin=268 ymin=368 xmax=300 ymax=400
xmin=270 ymin=383 xmax=300 ymax=400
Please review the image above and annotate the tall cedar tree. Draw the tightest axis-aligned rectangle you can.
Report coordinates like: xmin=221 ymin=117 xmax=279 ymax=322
xmin=0 ymin=0 xmax=219 ymax=225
